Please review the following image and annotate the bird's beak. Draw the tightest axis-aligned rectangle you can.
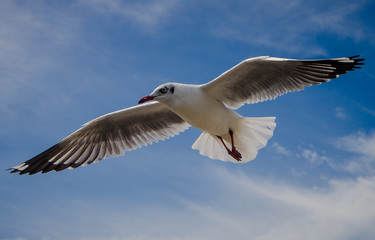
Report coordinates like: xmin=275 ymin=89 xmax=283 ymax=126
xmin=138 ymin=95 xmax=155 ymax=104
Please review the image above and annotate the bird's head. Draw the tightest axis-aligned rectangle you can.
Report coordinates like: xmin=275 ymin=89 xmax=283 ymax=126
xmin=139 ymin=83 xmax=176 ymax=104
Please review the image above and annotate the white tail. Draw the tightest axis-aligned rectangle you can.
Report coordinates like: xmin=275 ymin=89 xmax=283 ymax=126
xmin=192 ymin=117 xmax=276 ymax=163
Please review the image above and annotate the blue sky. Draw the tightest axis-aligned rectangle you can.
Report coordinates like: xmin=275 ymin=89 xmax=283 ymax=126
xmin=1 ymin=0 xmax=374 ymax=239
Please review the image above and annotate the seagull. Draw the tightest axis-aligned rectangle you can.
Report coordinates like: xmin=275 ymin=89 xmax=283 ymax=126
xmin=9 ymin=55 xmax=364 ymax=175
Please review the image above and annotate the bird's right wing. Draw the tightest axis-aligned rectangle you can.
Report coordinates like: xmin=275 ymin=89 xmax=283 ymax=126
xmin=10 ymin=102 xmax=190 ymax=175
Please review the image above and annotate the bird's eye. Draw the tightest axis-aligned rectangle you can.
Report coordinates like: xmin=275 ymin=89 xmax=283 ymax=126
xmin=159 ymin=87 xmax=168 ymax=94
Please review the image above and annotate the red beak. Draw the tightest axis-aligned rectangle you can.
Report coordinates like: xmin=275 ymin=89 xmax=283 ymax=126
xmin=138 ymin=95 xmax=155 ymax=104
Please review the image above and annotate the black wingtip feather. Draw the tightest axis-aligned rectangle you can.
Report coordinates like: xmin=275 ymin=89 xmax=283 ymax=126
xmin=307 ymin=55 xmax=365 ymax=74
xmin=349 ymin=55 xmax=360 ymax=59
xmin=350 ymin=55 xmax=365 ymax=66
xmin=8 ymin=143 xmax=65 ymax=175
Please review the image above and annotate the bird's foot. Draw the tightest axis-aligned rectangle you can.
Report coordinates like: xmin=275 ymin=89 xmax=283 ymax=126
xmin=232 ymin=147 xmax=242 ymax=159
xmin=227 ymin=148 xmax=242 ymax=161
xmin=217 ymin=132 xmax=243 ymax=162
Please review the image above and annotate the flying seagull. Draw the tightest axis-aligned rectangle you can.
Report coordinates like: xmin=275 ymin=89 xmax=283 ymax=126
xmin=9 ymin=55 xmax=364 ymax=175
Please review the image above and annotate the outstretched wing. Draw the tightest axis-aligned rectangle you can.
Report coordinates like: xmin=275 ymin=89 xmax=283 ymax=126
xmin=10 ymin=102 xmax=190 ymax=175
xmin=201 ymin=55 xmax=364 ymax=109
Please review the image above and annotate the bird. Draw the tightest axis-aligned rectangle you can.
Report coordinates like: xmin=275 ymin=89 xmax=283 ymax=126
xmin=9 ymin=55 xmax=364 ymax=175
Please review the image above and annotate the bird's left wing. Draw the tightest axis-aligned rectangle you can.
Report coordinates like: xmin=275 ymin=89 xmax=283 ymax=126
xmin=201 ymin=56 xmax=364 ymax=109
xmin=10 ymin=102 xmax=190 ymax=175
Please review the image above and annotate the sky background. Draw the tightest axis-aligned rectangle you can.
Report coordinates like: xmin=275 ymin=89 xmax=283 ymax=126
xmin=1 ymin=0 xmax=374 ymax=239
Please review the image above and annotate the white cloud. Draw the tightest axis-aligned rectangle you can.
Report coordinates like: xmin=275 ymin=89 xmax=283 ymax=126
xmin=272 ymin=142 xmax=292 ymax=156
xmin=337 ymin=132 xmax=375 ymax=158
xmin=7 ymin=166 xmax=375 ymax=240
xmin=209 ymin=0 xmax=373 ymax=56
xmin=334 ymin=107 xmax=349 ymax=120
xmin=277 ymin=132 xmax=375 ymax=175
xmin=272 ymin=142 xmax=330 ymax=167
xmin=308 ymin=1 xmax=368 ymax=43
xmin=334 ymin=131 xmax=375 ymax=175
xmin=80 ymin=0 xmax=374 ymax=55
xmin=0 ymin=1 xmax=79 ymax=73
xmin=270 ymin=132 xmax=375 ymax=177
xmin=301 ymin=148 xmax=320 ymax=164
xmin=0 ymin=1 xmax=81 ymax=116
xmin=299 ymin=147 xmax=331 ymax=166
xmin=202 ymin=168 xmax=375 ymax=240
xmin=81 ymin=0 xmax=183 ymax=30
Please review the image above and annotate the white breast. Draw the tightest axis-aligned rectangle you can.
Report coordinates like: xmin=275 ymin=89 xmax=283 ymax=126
xmin=165 ymin=84 xmax=241 ymax=136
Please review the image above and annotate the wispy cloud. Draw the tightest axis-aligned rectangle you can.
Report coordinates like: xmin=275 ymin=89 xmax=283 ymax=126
xmin=299 ymin=147 xmax=330 ymax=165
xmin=334 ymin=131 xmax=375 ymax=175
xmin=78 ymin=0 xmax=374 ymax=55
xmin=0 ymin=1 xmax=81 ymax=117
xmin=336 ymin=131 xmax=375 ymax=158
xmin=190 ymin=168 xmax=375 ymax=240
xmin=308 ymin=1 xmax=368 ymax=42
xmin=7 ymin=166 xmax=375 ymax=240
xmin=0 ymin=1 xmax=80 ymax=74
xmin=272 ymin=142 xmax=330 ymax=167
xmin=272 ymin=142 xmax=292 ymax=156
xmin=352 ymin=100 xmax=375 ymax=118
xmin=334 ymin=107 xmax=350 ymax=120
xmin=81 ymin=0 xmax=183 ymax=31
xmin=209 ymin=0 xmax=373 ymax=56
xmin=271 ymin=132 xmax=375 ymax=176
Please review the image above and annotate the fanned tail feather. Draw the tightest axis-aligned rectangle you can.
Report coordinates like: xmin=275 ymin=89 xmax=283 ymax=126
xmin=192 ymin=117 xmax=276 ymax=163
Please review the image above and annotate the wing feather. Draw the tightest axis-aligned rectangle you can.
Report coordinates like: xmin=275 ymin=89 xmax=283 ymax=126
xmin=10 ymin=102 xmax=189 ymax=175
xmin=201 ymin=56 xmax=364 ymax=109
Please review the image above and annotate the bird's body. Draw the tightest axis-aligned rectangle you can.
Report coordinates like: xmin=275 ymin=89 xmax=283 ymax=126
xmin=159 ymin=83 xmax=240 ymax=136
xmin=9 ymin=55 xmax=364 ymax=175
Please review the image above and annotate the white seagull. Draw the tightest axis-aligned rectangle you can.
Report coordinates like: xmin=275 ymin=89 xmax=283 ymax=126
xmin=10 ymin=55 xmax=364 ymax=175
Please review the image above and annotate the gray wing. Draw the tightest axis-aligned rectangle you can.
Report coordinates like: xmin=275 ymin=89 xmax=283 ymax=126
xmin=201 ymin=55 xmax=364 ymax=109
xmin=10 ymin=102 xmax=190 ymax=175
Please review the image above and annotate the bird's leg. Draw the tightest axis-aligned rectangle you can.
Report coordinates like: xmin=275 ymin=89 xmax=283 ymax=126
xmin=229 ymin=129 xmax=242 ymax=160
xmin=217 ymin=130 xmax=242 ymax=161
